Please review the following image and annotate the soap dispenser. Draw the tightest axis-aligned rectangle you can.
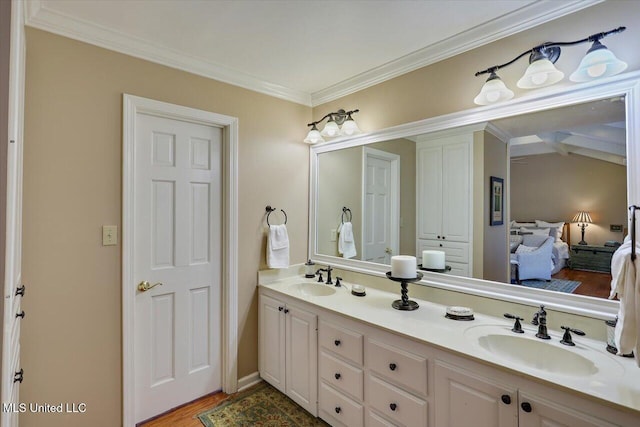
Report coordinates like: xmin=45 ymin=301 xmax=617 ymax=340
xmin=304 ymin=260 xmax=316 ymax=278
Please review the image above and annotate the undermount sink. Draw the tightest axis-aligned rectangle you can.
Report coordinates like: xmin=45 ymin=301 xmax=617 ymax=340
xmin=465 ymin=325 xmax=599 ymax=376
xmin=288 ymin=282 xmax=337 ymax=297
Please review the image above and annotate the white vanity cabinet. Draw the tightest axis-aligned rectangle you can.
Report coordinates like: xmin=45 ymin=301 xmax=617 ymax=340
xmin=434 ymin=358 xmax=635 ymax=427
xmin=416 ymin=134 xmax=472 ymax=276
xmin=259 ymin=285 xmax=640 ymax=427
xmin=318 ymin=319 xmax=365 ymax=427
xmin=365 ymin=332 xmax=430 ymax=427
xmin=258 ymin=293 xmax=318 ymax=416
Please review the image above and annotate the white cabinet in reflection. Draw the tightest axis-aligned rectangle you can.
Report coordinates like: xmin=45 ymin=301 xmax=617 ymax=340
xmin=417 ymin=133 xmax=472 ymax=276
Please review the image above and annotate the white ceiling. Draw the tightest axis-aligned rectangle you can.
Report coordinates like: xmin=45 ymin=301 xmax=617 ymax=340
xmin=25 ymin=0 xmax=601 ymax=106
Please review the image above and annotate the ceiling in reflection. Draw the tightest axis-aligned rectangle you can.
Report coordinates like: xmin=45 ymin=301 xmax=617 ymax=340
xmin=492 ymin=97 xmax=626 ymax=165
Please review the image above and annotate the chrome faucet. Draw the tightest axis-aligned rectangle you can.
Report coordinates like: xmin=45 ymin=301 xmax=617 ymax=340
xmin=532 ymin=305 xmax=550 ymax=340
xmin=316 ymin=266 xmax=333 ymax=285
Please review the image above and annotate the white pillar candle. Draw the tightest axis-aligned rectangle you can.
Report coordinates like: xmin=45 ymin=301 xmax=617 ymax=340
xmin=422 ymin=250 xmax=445 ymax=270
xmin=391 ymin=255 xmax=417 ymax=279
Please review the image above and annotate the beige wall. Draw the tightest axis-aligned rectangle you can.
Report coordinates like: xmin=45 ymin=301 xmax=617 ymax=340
xmin=510 ymin=153 xmax=627 ymax=246
xmin=22 ymin=28 xmax=310 ymax=426
xmin=482 ymin=132 xmax=509 ymax=282
xmin=17 ymin=1 xmax=640 ymax=426
xmin=317 ymin=147 xmax=362 ymax=257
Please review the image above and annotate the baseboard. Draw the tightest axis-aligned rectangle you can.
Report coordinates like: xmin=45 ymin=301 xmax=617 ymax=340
xmin=238 ymin=371 xmax=261 ymax=392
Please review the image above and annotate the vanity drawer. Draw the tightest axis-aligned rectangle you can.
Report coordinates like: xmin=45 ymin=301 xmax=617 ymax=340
xmin=320 ymin=351 xmax=364 ymax=400
xmin=319 ymin=382 xmax=364 ymax=427
xmin=367 ymin=374 xmax=428 ymax=427
xmin=319 ymin=320 xmax=363 ymax=365
xmin=367 ymin=409 xmax=398 ymax=427
xmin=366 ymin=338 xmax=428 ymax=396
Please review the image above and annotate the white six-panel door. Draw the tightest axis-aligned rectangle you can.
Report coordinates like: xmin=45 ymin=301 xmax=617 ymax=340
xmin=362 ymin=148 xmax=399 ymax=264
xmin=134 ymin=113 xmax=222 ymax=423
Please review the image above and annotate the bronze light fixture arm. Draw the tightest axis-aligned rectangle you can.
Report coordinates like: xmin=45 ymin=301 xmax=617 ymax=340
xmin=307 ymin=108 xmax=360 ymax=128
xmin=474 ymin=26 xmax=626 ymax=77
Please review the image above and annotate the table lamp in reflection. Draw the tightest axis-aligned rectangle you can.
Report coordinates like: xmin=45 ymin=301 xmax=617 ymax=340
xmin=572 ymin=211 xmax=593 ymax=245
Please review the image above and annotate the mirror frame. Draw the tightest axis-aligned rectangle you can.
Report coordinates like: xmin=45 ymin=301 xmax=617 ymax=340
xmin=309 ymin=71 xmax=640 ymax=319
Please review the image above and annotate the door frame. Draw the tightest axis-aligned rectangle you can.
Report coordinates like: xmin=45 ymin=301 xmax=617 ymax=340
xmin=361 ymin=147 xmax=400 ymax=262
xmin=122 ymin=94 xmax=238 ymax=426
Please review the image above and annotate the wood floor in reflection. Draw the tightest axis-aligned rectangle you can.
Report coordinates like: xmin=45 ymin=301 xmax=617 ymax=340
xmin=554 ymin=268 xmax=613 ymax=299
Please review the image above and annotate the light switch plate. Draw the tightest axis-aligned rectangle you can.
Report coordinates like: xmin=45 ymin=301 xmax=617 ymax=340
xmin=330 ymin=229 xmax=337 ymax=242
xmin=102 ymin=225 xmax=118 ymax=246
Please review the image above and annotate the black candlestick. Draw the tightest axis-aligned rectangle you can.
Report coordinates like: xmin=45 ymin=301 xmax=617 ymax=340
xmin=386 ymin=272 xmax=423 ymax=311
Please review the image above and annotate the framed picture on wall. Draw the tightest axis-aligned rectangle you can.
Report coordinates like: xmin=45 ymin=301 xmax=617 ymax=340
xmin=490 ymin=176 xmax=504 ymax=226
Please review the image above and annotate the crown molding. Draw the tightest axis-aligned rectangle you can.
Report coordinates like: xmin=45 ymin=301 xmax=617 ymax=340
xmin=25 ymin=0 xmax=602 ymax=108
xmin=24 ymin=0 xmax=312 ymax=106
xmin=310 ymin=0 xmax=603 ymax=106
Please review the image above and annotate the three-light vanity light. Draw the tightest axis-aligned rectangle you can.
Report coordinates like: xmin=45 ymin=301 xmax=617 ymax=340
xmin=304 ymin=109 xmax=361 ymax=144
xmin=474 ymin=26 xmax=627 ymax=106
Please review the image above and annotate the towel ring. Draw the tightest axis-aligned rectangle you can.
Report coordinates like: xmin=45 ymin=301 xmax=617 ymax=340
xmin=342 ymin=207 xmax=352 ymax=224
xmin=266 ymin=205 xmax=287 ymax=227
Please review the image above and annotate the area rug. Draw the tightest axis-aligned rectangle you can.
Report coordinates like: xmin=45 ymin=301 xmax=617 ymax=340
xmin=198 ymin=381 xmax=329 ymax=426
xmin=519 ymin=278 xmax=581 ymax=293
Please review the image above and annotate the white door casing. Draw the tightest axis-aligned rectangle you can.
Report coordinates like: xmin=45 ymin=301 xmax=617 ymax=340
xmin=134 ymin=114 xmax=222 ymax=422
xmin=123 ymin=95 xmax=238 ymax=427
xmin=362 ymin=147 xmax=399 ymax=263
xmin=2 ymin=2 xmax=25 ymax=426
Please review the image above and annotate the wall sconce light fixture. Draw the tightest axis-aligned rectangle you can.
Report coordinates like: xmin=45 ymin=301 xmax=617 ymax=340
xmin=474 ymin=26 xmax=627 ymax=106
xmin=572 ymin=211 xmax=593 ymax=245
xmin=304 ymin=109 xmax=361 ymax=144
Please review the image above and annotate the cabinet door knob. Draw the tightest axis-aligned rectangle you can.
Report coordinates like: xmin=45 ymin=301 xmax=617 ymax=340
xmin=501 ymin=394 xmax=511 ymax=405
xmin=15 ymin=285 xmax=25 ymax=297
xmin=521 ymin=402 xmax=532 ymax=413
xmin=16 ymin=310 xmax=25 ymax=319
xmin=389 ymin=403 xmax=397 ymax=411
xmin=278 ymin=306 xmax=284 ymax=311
xmin=437 ymin=235 xmax=441 ymax=239
xmin=439 ymin=244 xmax=443 ymax=247
xmin=335 ymin=406 xmax=341 ymax=414
xmin=334 ymin=373 xmax=341 ymax=380
xmin=284 ymin=308 xmax=289 ymax=314
xmin=334 ymin=339 xmax=341 ymax=346
xmin=389 ymin=363 xmax=397 ymax=371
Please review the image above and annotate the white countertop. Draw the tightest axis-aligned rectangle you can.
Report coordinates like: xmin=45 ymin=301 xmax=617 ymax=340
xmin=259 ymin=274 xmax=640 ymax=415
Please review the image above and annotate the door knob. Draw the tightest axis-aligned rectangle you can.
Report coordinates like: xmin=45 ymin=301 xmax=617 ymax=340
xmin=138 ymin=281 xmax=163 ymax=292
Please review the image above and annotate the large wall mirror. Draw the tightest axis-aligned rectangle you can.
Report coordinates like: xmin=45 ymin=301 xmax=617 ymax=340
xmin=309 ymin=73 xmax=640 ymax=318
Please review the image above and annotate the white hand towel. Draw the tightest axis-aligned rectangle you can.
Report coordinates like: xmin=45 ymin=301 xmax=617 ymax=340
xmin=338 ymin=222 xmax=357 ymax=259
xmin=267 ymin=224 xmax=289 ymax=269
xmin=610 ymin=236 xmax=640 ymax=364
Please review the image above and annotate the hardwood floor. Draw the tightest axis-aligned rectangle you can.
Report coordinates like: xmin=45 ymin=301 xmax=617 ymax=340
xmin=553 ymin=268 xmax=614 ymax=299
xmin=137 ymin=391 xmax=229 ymax=427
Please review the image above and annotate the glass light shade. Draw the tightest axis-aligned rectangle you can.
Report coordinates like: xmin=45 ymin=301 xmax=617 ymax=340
xmin=303 ymin=128 xmax=324 ymax=144
xmin=341 ymin=118 xmax=361 ymax=136
xmin=570 ymin=43 xmax=627 ymax=82
xmin=320 ymin=120 xmax=341 ymax=138
xmin=517 ymin=59 xmax=564 ymax=89
xmin=473 ymin=74 xmax=514 ymax=105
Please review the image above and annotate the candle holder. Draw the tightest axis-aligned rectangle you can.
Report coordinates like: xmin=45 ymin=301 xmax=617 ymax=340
xmin=386 ymin=272 xmax=423 ymax=311
xmin=418 ymin=264 xmax=452 ymax=273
